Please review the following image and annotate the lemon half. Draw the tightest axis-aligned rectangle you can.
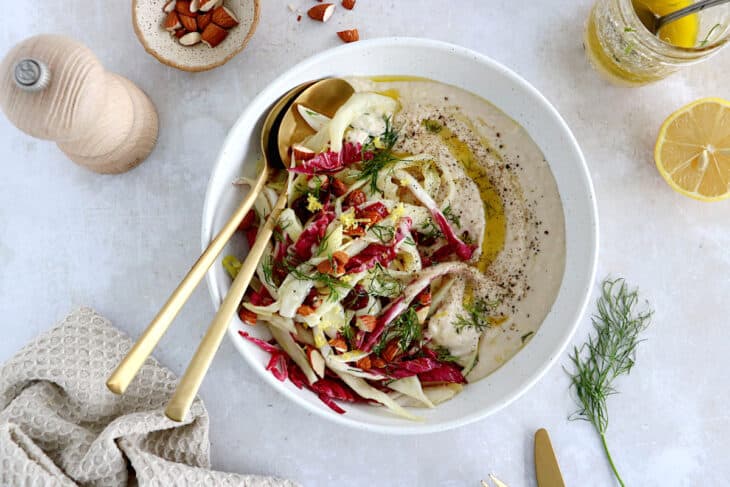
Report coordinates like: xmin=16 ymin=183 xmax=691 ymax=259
xmin=655 ymin=98 xmax=730 ymax=201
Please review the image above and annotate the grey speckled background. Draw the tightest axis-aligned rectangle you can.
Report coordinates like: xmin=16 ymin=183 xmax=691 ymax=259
xmin=1 ymin=1 xmax=728 ymax=485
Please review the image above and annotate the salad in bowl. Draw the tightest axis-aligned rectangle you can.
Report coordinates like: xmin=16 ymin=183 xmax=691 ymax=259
xmin=222 ymin=75 xmax=566 ymax=420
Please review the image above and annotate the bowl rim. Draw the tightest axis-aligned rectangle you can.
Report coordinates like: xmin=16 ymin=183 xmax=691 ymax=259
xmin=201 ymin=37 xmax=599 ymax=434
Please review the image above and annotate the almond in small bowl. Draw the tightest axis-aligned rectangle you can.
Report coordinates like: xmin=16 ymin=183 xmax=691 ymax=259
xmin=133 ymin=0 xmax=259 ymax=72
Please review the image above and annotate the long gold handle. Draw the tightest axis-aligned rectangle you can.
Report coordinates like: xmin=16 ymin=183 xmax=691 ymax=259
xmin=164 ymin=190 xmax=288 ymax=422
xmin=106 ymin=167 xmax=268 ymax=395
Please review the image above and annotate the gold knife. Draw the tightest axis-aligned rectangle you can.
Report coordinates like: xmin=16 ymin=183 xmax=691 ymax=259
xmin=535 ymin=428 xmax=566 ymax=487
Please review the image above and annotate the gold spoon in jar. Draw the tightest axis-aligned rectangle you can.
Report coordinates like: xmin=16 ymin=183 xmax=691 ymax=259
xmin=164 ymin=78 xmax=355 ymax=422
xmin=105 ymin=81 xmax=313 ymax=395
xmin=633 ymin=0 xmax=730 ymax=37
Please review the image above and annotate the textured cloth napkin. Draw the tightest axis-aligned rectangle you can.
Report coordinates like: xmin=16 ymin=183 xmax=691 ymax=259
xmin=0 ymin=307 xmax=299 ymax=487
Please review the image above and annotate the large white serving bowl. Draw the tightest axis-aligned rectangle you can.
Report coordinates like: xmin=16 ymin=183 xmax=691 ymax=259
xmin=202 ymin=37 xmax=598 ymax=434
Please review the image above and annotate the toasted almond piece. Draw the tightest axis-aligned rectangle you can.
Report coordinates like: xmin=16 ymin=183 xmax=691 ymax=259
xmin=163 ymin=11 xmax=182 ymax=31
xmin=316 ymin=259 xmax=336 ymax=276
xmin=292 ymin=144 xmax=316 ymax=161
xmin=308 ymin=3 xmax=335 ymax=22
xmin=190 ymin=0 xmax=200 ymax=12
xmin=179 ymin=13 xmax=198 ymax=31
xmin=201 ymin=22 xmax=228 ymax=47
xmin=342 ymin=0 xmax=355 ymax=9
xmin=328 ymin=336 xmax=348 ymax=352
xmin=174 ymin=28 xmax=189 ymax=38
xmin=239 ymin=308 xmax=257 ymax=325
xmin=355 ymin=315 xmax=377 ymax=332
xmin=307 ymin=348 xmax=326 ymax=378
xmin=297 ymin=304 xmax=315 ymax=316
xmin=163 ymin=0 xmax=177 ymax=13
xmin=356 ymin=355 xmax=371 ymax=370
xmin=175 ymin=0 xmax=193 ymax=14
xmin=178 ymin=31 xmax=202 ymax=45
xmin=332 ymin=251 xmax=349 ymax=266
xmin=198 ymin=11 xmax=213 ymax=30
xmin=198 ymin=0 xmax=218 ymax=11
xmin=337 ymin=29 xmax=359 ymax=43
xmin=212 ymin=6 xmax=240 ymax=28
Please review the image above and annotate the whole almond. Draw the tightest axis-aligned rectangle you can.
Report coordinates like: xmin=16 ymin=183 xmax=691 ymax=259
xmin=175 ymin=0 xmax=193 ymax=15
xmin=163 ymin=11 xmax=182 ymax=31
xmin=179 ymin=13 xmax=198 ymax=31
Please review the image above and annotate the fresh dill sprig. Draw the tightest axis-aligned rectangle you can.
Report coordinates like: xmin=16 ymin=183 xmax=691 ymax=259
xmin=431 ymin=344 xmax=458 ymax=363
xmin=370 ymin=224 xmax=395 ymax=243
xmin=567 ymin=278 xmax=652 ymax=487
xmin=700 ymin=23 xmax=723 ymax=47
xmin=367 ymin=263 xmax=404 ymax=298
xmin=419 ymin=217 xmax=443 ymax=241
xmin=374 ymin=307 xmax=422 ymax=355
xmin=403 ymin=236 xmax=416 ymax=246
xmin=454 ymin=298 xmax=497 ymax=334
xmin=422 ymin=119 xmax=443 ymax=133
xmin=316 ymin=228 xmax=334 ymax=257
xmin=261 ymin=255 xmax=275 ymax=288
xmin=443 ymin=205 xmax=461 ymax=227
xmin=286 ymin=265 xmax=349 ymax=302
xmin=341 ymin=322 xmax=355 ymax=344
xmin=273 ymin=221 xmax=291 ymax=243
xmin=358 ymin=116 xmax=400 ymax=193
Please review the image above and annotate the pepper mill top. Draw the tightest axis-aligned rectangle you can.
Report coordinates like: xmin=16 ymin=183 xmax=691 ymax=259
xmin=0 ymin=34 xmax=158 ymax=174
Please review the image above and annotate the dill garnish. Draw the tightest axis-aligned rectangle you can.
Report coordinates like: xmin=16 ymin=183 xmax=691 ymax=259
xmin=700 ymin=23 xmax=723 ymax=46
xmin=454 ymin=298 xmax=497 ymax=334
xmin=367 ymin=263 xmax=404 ymax=298
xmin=567 ymin=278 xmax=652 ymax=487
xmin=403 ymin=236 xmax=416 ymax=246
xmin=423 ymin=119 xmax=443 ymax=133
xmin=419 ymin=217 xmax=443 ymax=241
xmin=316 ymin=228 xmax=334 ymax=257
xmin=341 ymin=322 xmax=355 ymax=344
xmin=272 ymin=221 xmax=291 ymax=243
xmin=374 ymin=307 xmax=422 ymax=355
xmin=431 ymin=345 xmax=458 ymax=363
xmin=357 ymin=116 xmax=400 ymax=193
xmin=261 ymin=255 xmax=275 ymax=288
xmin=370 ymin=224 xmax=395 ymax=243
xmin=286 ymin=265 xmax=349 ymax=302
xmin=443 ymin=205 xmax=461 ymax=227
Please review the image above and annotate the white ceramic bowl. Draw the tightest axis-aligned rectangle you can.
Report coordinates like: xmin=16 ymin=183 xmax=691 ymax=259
xmin=202 ymin=38 xmax=598 ymax=434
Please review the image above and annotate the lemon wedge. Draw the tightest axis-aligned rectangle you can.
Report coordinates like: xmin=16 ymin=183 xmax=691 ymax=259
xmin=654 ymin=98 xmax=730 ymax=201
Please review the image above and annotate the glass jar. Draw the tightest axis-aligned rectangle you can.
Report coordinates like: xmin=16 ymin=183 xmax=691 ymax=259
xmin=585 ymin=0 xmax=730 ymax=86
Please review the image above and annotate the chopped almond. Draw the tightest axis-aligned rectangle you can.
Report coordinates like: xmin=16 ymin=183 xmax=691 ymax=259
xmin=198 ymin=11 xmax=213 ymax=30
xmin=355 ymin=315 xmax=377 ymax=332
xmin=371 ymin=357 xmax=386 ymax=368
xmin=359 ymin=209 xmax=382 ymax=225
xmin=308 ymin=3 xmax=335 ymax=22
xmin=344 ymin=225 xmax=366 ymax=237
xmin=337 ymin=29 xmax=359 ymax=43
xmin=356 ymin=356 xmax=372 ymax=370
xmin=382 ymin=340 xmax=400 ymax=362
xmin=297 ymin=304 xmax=315 ymax=316
xmin=316 ymin=259 xmax=336 ymax=276
xmin=330 ymin=178 xmax=348 ymax=197
xmin=332 ymin=251 xmax=349 ymax=266
xmin=344 ymin=189 xmax=366 ymax=207
xmin=238 ymin=308 xmax=257 ymax=325
xmin=416 ymin=289 xmax=432 ymax=306
xmin=342 ymin=0 xmax=355 ymax=9
xmin=163 ymin=11 xmax=182 ymax=31
xmin=329 ymin=336 xmax=348 ymax=352
xmin=179 ymin=13 xmax=198 ymax=32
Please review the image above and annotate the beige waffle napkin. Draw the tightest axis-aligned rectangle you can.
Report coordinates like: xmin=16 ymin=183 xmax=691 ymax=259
xmin=0 ymin=307 xmax=299 ymax=487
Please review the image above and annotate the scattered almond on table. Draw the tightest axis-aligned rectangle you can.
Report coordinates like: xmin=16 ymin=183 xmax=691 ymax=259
xmin=162 ymin=0 xmax=239 ymax=48
xmin=298 ymin=1 xmax=359 ymax=43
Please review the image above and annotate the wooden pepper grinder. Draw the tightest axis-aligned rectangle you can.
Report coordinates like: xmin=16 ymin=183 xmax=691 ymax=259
xmin=0 ymin=34 xmax=158 ymax=174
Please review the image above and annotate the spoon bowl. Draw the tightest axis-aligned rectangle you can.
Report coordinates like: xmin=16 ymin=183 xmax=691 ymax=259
xmin=277 ymin=78 xmax=355 ymax=166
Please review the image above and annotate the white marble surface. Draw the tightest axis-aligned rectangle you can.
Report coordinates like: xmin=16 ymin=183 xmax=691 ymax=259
xmin=1 ymin=1 xmax=729 ymax=485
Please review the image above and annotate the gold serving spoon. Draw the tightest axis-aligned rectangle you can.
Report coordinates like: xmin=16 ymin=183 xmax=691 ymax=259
xmin=106 ymin=82 xmax=313 ymax=396
xmin=164 ymin=78 xmax=355 ymax=422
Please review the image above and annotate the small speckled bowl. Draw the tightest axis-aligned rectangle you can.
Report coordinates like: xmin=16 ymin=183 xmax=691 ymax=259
xmin=132 ymin=0 xmax=259 ymax=72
